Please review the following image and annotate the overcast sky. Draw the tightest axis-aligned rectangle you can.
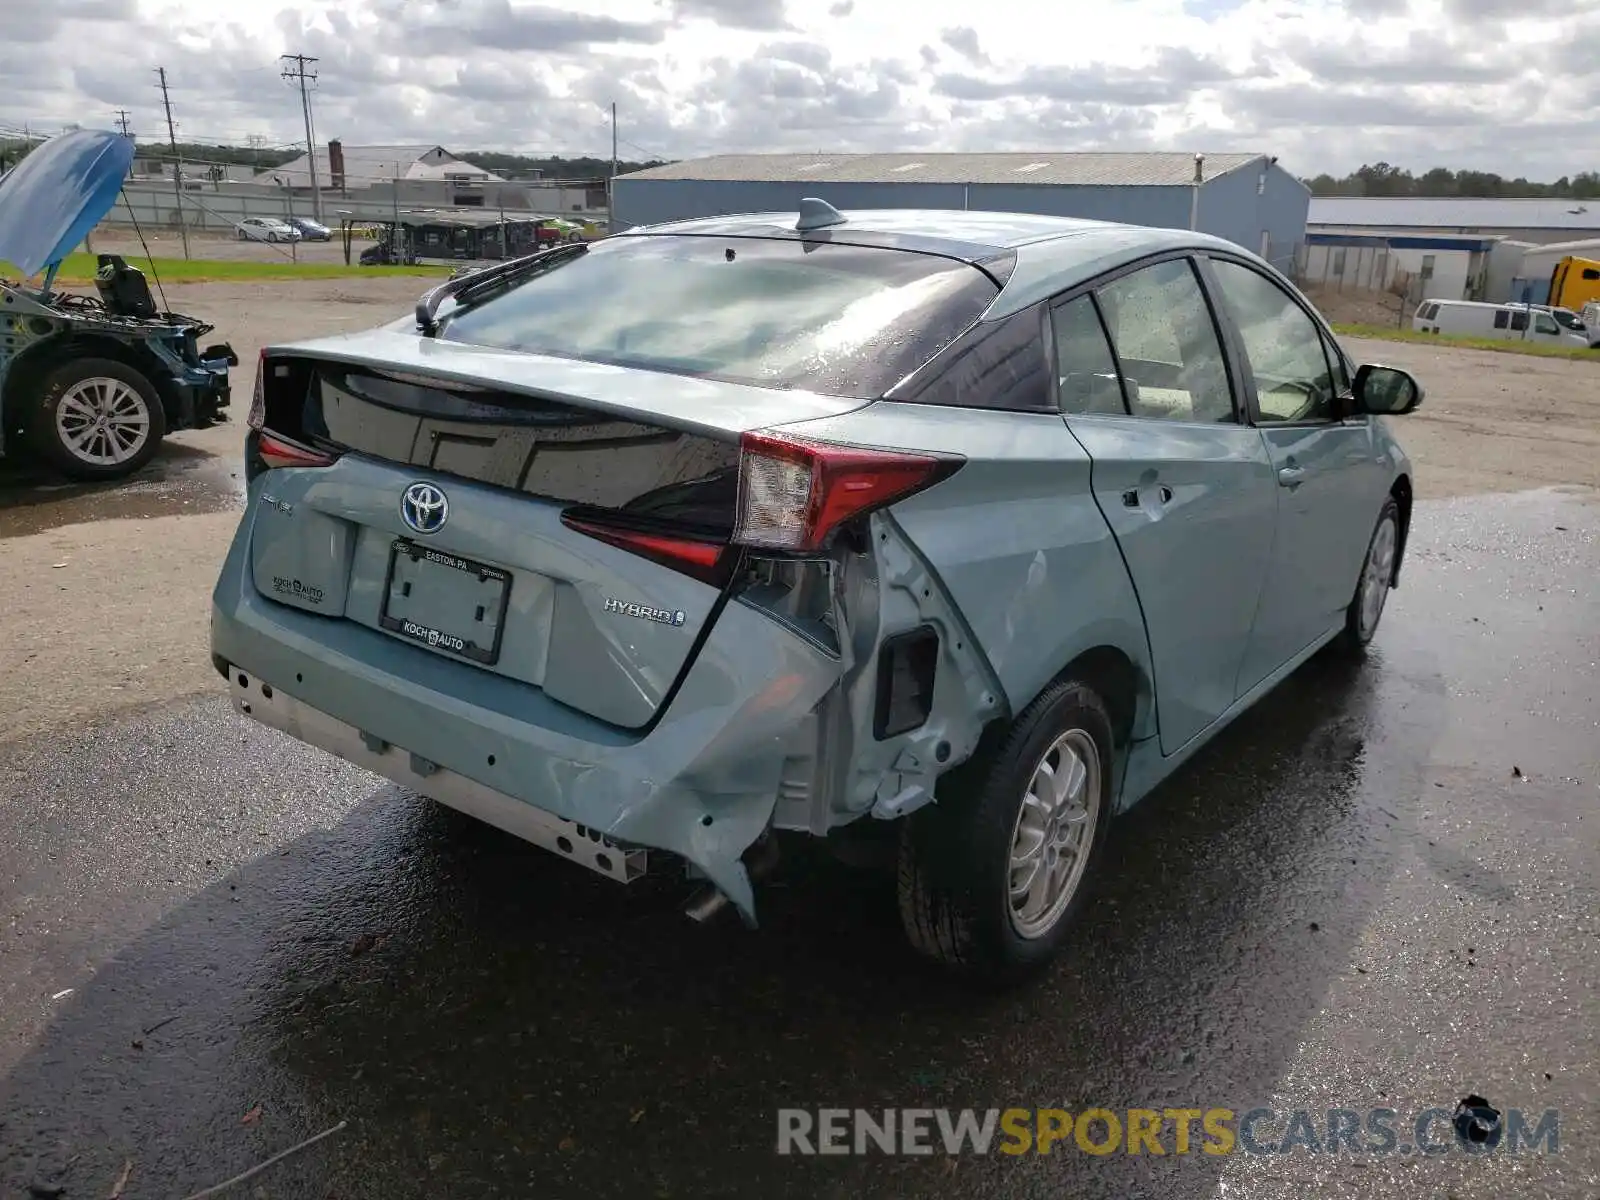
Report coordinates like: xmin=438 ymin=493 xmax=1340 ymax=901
xmin=1 ymin=0 xmax=1593 ymax=181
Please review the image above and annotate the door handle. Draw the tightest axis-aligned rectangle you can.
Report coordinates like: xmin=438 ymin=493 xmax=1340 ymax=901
xmin=1121 ymin=485 xmax=1174 ymax=508
xmin=1277 ymin=466 xmax=1306 ymax=488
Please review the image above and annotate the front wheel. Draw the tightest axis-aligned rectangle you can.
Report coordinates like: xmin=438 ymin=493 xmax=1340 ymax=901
xmin=1334 ymin=496 xmax=1400 ymax=655
xmin=27 ymin=358 xmax=167 ymax=481
xmin=898 ymin=679 xmax=1114 ymax=982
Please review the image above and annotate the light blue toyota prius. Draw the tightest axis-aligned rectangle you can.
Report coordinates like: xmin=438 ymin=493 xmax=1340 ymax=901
xmin=211 ymin=200 xmax=1421 ymax=979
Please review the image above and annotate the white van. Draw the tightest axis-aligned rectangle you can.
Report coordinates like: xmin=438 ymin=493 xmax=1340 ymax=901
xmin=1412 ymin=299 xmax=1591 ymax=347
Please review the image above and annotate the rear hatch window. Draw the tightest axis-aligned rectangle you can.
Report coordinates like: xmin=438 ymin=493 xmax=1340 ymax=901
xmin=435 ymin=233 xmax=999 ymax=399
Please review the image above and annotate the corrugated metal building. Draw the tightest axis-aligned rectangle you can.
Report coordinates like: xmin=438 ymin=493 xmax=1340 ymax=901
xmin=1307 ymin=197 xmax=1600 ymax=246
xmin=613 ymin=152 xmax=1310 ymax=271
xmin=1299 ymin=230 xmax=1497 ymax=302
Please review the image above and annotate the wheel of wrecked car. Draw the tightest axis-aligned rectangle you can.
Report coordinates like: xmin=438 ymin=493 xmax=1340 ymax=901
xmin=897 ymin=678 xmax=1113 ymax=981
xmin=28 ymin=357 xmax=167 ymax=481
xmin=1335 ymin=495 xmax=1401 ymax=655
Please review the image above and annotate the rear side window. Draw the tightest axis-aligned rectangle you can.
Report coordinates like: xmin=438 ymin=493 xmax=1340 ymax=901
xmin=1053 ymin=296 xmax=1127 ymax=416
xmin=1509 ymin=310 xmax=1528 ymax=331
xmin=1493 ymin=310 xmax=1509 ymax=329
xmin=437 ymin=234 xmax=998 ymax=400
xmin=898 ymin=304 xmax=1055 ymax=412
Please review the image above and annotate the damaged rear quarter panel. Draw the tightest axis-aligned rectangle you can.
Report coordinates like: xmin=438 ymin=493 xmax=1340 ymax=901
xmin=771 ymin=401 xmax=1156 ymax=824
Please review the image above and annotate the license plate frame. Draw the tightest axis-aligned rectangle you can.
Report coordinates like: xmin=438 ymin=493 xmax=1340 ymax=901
xmin=379 ymin=538 xmax=512 ymax=666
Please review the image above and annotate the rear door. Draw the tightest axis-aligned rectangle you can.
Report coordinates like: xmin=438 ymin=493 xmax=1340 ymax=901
xmin=1199 ymin=256 xmax=1387 ymax=692
xmin=1053 ymin=256 xmax=1279 ymax=755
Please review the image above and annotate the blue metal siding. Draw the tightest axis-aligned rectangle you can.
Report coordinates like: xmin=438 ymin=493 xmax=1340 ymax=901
xmin=613 ymin=179 xmax=969 ymax=227
xmin=612 ymin=164 xmax=1311 ymax=265
xmin=1194 ymin=160 xmax=1308 ymax=271
xmin=963 ymin=183 xmax=1189 ymax=228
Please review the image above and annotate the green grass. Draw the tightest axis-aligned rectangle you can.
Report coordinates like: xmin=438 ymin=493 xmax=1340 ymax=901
xmin=2 ymin=252 xmax=454 ymax=286
xmin=1333 ymin=322 xmax=1600 ymax=362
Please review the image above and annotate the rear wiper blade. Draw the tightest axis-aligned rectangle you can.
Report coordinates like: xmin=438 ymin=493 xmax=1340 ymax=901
xmin=415 ymin=243 xmax=588 ymax=336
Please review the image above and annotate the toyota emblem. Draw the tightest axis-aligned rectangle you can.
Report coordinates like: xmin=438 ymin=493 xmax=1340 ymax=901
xmin=401 ymin=481 xmax=449 ymax=534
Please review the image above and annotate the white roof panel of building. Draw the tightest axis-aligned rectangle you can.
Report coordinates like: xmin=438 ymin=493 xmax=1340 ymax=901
xmin=1309 ymin=196 xmax=1600 ymax=231
xmin=620 ymin=152 xmax=1267 ymax=187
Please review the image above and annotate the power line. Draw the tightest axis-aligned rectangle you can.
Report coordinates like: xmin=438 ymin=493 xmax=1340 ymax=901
xmin=280 ymin=54 xmax=323 ymax=221
xmin=154 ymin=67 xmax=191 ymax=260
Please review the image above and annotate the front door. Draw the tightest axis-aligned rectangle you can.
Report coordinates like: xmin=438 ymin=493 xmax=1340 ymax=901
xmin=1201 ymin=257 xmax=1388 ymax=694
xmin=1053 ymin=259 xmax=1279 ymax=755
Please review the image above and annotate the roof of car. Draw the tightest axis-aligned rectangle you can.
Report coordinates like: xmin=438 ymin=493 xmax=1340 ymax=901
xmin=621 ymin=207 xmax=1251 ymax=319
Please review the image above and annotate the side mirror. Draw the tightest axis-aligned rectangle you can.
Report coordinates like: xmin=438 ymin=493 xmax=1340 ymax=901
xmin=1352 ymin=363 xmax=1423 ymax=415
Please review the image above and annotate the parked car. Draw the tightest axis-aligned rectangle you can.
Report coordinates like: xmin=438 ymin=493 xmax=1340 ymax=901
xmin=0 ymin=129 xmax=235 ymax=480
xmin=286 ymin=217 xmax=332 ymax=242
xmin=212 ymin=202 xmax=1421 ymax=979
xmin=1411 ymin=298 xmax=1590 ymax=347
xmin=235 ymin=217 xmax=301 ymax=244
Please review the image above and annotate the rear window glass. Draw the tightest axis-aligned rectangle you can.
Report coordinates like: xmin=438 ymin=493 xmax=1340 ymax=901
xmin=436 ymin=234 xmax=998 ymax=399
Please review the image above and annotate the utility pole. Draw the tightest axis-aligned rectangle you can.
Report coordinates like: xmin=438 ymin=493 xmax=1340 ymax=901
xmin=155 ymin=67 xmax=191 ymax=260
xmin=280 ymin=53 xmax=323 ymax=221
xmin=114 ymin=110 xmax=133 ymax=138
xmin=609 ymin=101 xmax=618 ymax=232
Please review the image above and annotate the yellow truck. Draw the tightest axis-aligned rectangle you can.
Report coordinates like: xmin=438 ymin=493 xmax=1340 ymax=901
xmin=1549 ymin=254 xmax=1600 ymax=311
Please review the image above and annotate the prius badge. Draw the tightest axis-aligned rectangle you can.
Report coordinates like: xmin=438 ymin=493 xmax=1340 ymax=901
xmin=604 ymin=596 xmax=687 ymax=627
xmin=401 ymin=481 xmax=449 ymax=535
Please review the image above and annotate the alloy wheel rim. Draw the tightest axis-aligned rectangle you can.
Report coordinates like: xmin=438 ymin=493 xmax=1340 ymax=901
xmin=1359 ymin=515 xmax=1397 ymax=638
xmin=55 ymin=378 xmax=151 ymax=466
xmin=1007 ymin=727 xmax=1100 ymax=939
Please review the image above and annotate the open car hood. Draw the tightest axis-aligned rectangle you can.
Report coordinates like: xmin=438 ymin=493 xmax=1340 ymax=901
xmin=0 ymin=128 xmax=135 ymax=278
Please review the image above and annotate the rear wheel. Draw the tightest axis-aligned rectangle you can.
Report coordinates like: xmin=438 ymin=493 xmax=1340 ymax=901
xmin=28 ymin=357 xmax=166 ymax=481
xmin=1334 ymin=496 xmax=1400 ymax=655
xmin=898 ymin=679 xmax=1113 ymax=982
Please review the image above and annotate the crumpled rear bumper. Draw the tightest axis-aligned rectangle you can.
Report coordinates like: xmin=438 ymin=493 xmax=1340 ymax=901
xmin=209 ymin=511 xmax=841 ymax=923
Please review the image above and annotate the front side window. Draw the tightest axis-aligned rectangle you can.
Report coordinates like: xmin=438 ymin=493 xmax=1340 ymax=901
xmin=1207 ymin=259 xmax=1337 ymax=423
xmin=438 ymin=234 xmax=999 ymax=400
xmin=1093 ymin=258 xmax=1235 ymax=423
xmin=1534 ymin=313 xmax=1559 ymax=335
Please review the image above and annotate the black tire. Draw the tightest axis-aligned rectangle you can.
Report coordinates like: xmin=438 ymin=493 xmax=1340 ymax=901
xmin=1333 ymin=495 xmax=1400 ymax=656
xmin=27 ymin=357 xmax=167 ymax=481
xmin=898 ymin=678 xmax=1115 ymax=983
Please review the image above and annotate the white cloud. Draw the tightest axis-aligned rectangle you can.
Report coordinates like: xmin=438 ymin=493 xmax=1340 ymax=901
xmin=0 ymin=0 xmax=1592 ymax=180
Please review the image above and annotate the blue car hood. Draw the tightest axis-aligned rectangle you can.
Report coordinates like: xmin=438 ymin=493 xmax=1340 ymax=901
xmin=0 ymin=129 xmax=135 ymax=278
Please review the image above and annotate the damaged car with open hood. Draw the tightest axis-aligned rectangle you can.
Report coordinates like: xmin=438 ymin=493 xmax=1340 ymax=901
xmin=0 ymin=128 xmax=235 ymax=480
xmin=211 ymin=200 xmax=1421 ymax=980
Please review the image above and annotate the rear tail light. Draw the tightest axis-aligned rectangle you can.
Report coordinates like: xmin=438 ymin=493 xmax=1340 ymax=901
xmin=559 ymin=515 xmax=731 ymax=587
xmin=733 ymin=432 xmax=959 ymax=552
xmin=250 ymin=352 xmax=340 ymax=470
xmin=563 ymin=431 xmax=960 ymax=582
xmin=257 ymin=430 xmax=339 ymax=470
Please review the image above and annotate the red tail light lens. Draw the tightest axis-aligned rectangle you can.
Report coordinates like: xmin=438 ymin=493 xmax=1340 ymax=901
xmin=733 ymin=432 xmax=958 ymax=552
xmin=257 ymin=431 xmax=339 ymax=469
xmin=561 ymin=514 xmax=731 ymax=586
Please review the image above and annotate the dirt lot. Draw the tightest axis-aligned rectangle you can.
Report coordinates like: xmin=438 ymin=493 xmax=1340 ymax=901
xmin=0 ymin=274 xmax=1597 ymax=742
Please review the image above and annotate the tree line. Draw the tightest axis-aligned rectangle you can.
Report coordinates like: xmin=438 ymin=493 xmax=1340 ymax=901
xmin=1305 ymin=162 xmax=1600 ymax=199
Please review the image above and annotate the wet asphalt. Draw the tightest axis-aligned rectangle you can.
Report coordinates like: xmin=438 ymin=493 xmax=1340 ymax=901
xmin=1 ymin=482 xmax=1597 ymax=1200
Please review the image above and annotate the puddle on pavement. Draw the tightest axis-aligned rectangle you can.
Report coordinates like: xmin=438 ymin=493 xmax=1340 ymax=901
xmin=0 ymin=444 xmax=245 ymax=539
